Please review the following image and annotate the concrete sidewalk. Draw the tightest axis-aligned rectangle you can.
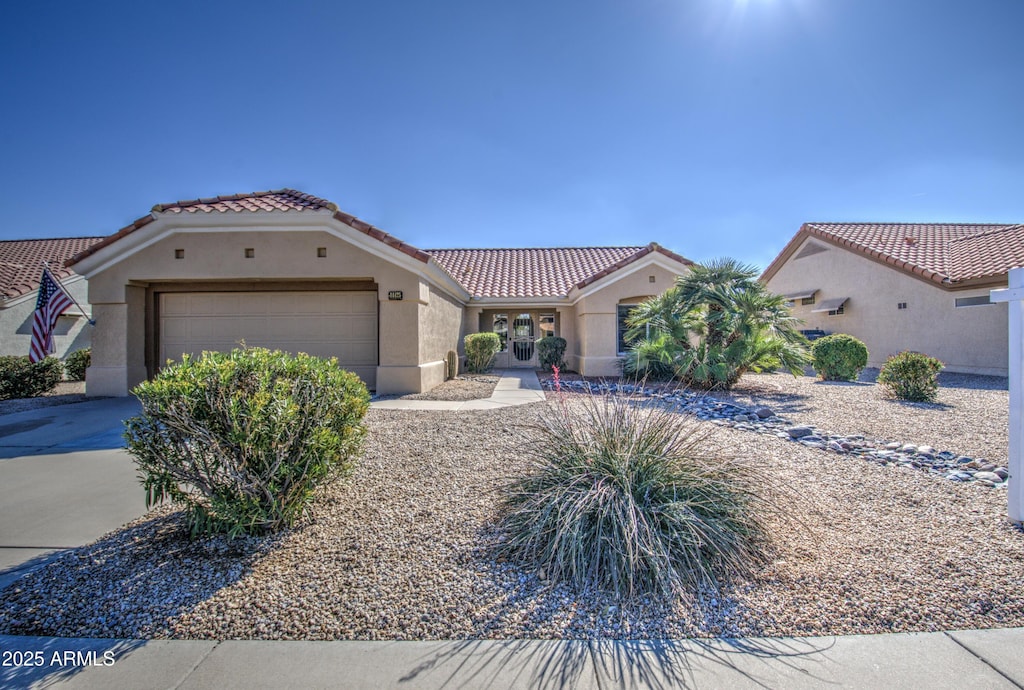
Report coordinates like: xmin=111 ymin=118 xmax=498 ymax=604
xmin=1 ymin=628 xmax=1023 ymax=689
xmin=371 ymin=369 xmax=547 ymax=410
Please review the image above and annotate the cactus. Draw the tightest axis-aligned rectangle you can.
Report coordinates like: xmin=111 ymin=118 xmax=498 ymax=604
xmin=446 ymin=350 xmax=459 ymax=380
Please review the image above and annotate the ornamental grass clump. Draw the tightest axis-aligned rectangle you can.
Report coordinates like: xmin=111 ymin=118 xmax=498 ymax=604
xmin=878 ymin=350 xmax=943 ymax=402
xmin=498 ymin=392 xmax=776 ymax=601
xmin=125 ymin=347 xmax=370 ymax=537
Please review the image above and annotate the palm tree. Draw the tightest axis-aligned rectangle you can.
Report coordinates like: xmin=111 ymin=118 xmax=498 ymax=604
xmin=623 ymin=258 xmax=810 ymax=390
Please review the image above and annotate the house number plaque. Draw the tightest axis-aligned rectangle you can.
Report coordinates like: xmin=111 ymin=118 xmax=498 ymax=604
xmin=388 ymin=291 xmax=403 ymax=301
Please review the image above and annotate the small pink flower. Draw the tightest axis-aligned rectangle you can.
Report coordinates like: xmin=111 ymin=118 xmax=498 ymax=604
xmin=552 ymin=365 xmax=561 ymax=393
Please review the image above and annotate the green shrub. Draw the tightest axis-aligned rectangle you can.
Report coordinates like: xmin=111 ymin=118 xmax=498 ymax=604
xmin=464 ymin=332 xmax=501 ymax=373
xmin=0 ymin=356 xmax=64 ymax=400
xmin=877 ymin=351 xmax=943 ymax=402
xmin=124 ymin=347 xmax=370 ymax=537
xmin=536 ymin=336 xmax=567 ymax=371
xmin=620 ymin=334 xmax=684 ymax=381
xmin=624 ymin=259 xmax=810 ymax=390
xmin=498 ymin=393 xmax=776 ymax=601
xmin=64 ymin=348 xmax=91 ymax=381
xmin=811 ymin=334 xmax=869 ymax=381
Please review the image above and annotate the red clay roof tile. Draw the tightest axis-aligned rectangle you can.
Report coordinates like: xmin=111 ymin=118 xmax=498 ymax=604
xmin=762 ymin=222 xmax=1022 ymax=287
xmin=0 ymin=237 xmax=105 ymax=301
xmin=948 ymin=224 xmax=1024 ymax=282
xmin=426 ymin=244 xmax=691 ymax=298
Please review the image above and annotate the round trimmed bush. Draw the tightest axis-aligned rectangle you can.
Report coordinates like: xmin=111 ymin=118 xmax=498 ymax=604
xmin=64 ymin=348 xmax=91 ymax=381
xmin=125 ymin=347 xmax=370 ymax=537
xmin=878 ymin=351 xmax=943 ymax=402
xmin=811 ymin=334 xmax=869 ymax=381
xmin=536 ymin=336 xmax=567 ymax=371
xmin=498 ymin=393 xmax=776 ymax=600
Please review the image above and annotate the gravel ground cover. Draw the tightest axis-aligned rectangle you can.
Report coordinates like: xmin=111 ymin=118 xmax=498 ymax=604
xmin=1 ymin=387 xmax=1021 ymax=641
xmin=545 ymin=370 xmax=1009 ymax=466
xmin=373 ymin=375 xmax=499 ymax=402
xmin=0 ymin=381 xmax=88 ymax=416
xmin=707 ymin=370 xmax=1009 ymax=466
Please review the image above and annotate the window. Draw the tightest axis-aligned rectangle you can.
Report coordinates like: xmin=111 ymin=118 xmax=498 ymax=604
xmin=801 ymin=296 xmax=815 ymax=306
xmin=828 ymin=306 xmax=845 ymax=316
xmin=617 ymin=304 xmax=637 ymax=354
xmin=493 ymin=313 xmax=508 ymax=351
xmin=539 ymin=313 xmax=556 ymax=338
xmin=955 ymin=295 xmax=992 ymax=308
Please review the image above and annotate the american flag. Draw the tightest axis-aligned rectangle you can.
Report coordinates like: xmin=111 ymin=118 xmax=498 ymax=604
xmin=29 ymin=267 xmax=75 ymax=363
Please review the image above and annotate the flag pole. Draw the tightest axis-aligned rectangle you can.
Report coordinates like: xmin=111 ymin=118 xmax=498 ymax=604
xmin=42 ymin=261 xmax=96 ymax=326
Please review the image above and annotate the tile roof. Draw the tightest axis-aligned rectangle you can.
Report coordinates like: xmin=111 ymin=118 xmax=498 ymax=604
xmin=762 ymin=222 xmax=1023 ymax=287
xmin=68 ymin=189 xmax=430 ymax=266
xmin=0 ymin=237 xmax=105 ymax=301
xmin=426 ymin=244 xmax=691 ymax=298
xmin=948 ymin=224 xmax=1024 ymax=283
xmin=66 ymin=189 xmax=693 ymax=295
xmin=152 ymin=189 xmax=336 ymax=215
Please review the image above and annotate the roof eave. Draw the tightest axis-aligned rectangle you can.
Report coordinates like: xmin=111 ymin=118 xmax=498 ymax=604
xmin=761 ymin=223 xmax=959 ymax=290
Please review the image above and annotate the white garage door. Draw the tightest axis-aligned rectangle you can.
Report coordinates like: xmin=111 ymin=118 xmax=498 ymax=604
xmin=160 ymin=291 xmax=378 ymax=389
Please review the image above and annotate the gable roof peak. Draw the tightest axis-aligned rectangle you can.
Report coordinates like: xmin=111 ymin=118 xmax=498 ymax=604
xmin=151 ymin=188 xmax=337 ymax=215
xmin=764 ymin=221 xmax=1023 ymax=287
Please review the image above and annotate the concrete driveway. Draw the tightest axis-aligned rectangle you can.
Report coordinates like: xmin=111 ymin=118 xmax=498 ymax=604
xmin=0 ymin=397 xmax=148 ymax=590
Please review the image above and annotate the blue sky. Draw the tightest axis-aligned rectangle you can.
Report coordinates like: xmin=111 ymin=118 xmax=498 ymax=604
xmin=2 ymin=0 xmax=1021 ymax=269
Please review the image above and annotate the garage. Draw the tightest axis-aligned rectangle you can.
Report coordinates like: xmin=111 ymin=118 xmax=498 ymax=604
xmin=158 ymin=290 xmax=378 ymax=389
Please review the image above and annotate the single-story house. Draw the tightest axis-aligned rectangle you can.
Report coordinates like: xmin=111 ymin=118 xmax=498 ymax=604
xmin=761 ymin=222 xmax=1024 ymax=376
xmin=67 ymin=189 xmax=693 ymax=396
xmin=0 ymin=237 xmax=105 ymax=359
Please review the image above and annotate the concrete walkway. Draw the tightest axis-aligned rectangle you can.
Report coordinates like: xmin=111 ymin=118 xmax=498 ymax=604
xmin=2 ymin=627 xmax=1023 ymax=688
xmin=370 ymin=369 xmax=547 ymax=410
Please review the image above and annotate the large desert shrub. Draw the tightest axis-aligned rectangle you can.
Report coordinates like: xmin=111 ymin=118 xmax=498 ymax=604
xmin=125 ymin=347 xmax=370 ymax=537
xmin=877 ymin=351 xmax=943 ymax=402
xmin=0 ymin=356 xmax=63 ymax=400
xmin=623 ymin=259 xmax=810 ymax=390
xmin=464 ymin=332 xmax=502 ymax=373
xmin=498 ymin=393 xmax=776 ymax=600
xmin=811 ymin=334 xmax=868 ymax=381
xmin=536 ymin=336 xmax=567 ymax=371
xmin=64 ymin=348 xmax=91 ymax=381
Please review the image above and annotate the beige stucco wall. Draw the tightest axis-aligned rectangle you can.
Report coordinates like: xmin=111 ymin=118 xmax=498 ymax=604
xmin=378 ymin=283 xmax=462 ymax=393
xmin=765 ymin=238 xmax=1009 ymax=376
xmin=0 ymin=275 xmax=92 ymax=360
xmin=84 ymin=225 xmax=458 ymax=396
xmin=573 ymin=264 xmax=686 ymax=377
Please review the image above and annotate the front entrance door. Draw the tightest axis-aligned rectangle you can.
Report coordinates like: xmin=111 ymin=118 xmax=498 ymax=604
xmin=510 ymin=313 xmax=536 ymax=367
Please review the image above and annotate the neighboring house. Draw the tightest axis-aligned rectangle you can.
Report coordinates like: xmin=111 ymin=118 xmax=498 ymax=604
xmin=67 ymin=189 xmax=693 ymax=396
xmin=762 ymin=222 xmax=1024 ymax=376
xmin=0 ymin=237 xmax=105 ymax=359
